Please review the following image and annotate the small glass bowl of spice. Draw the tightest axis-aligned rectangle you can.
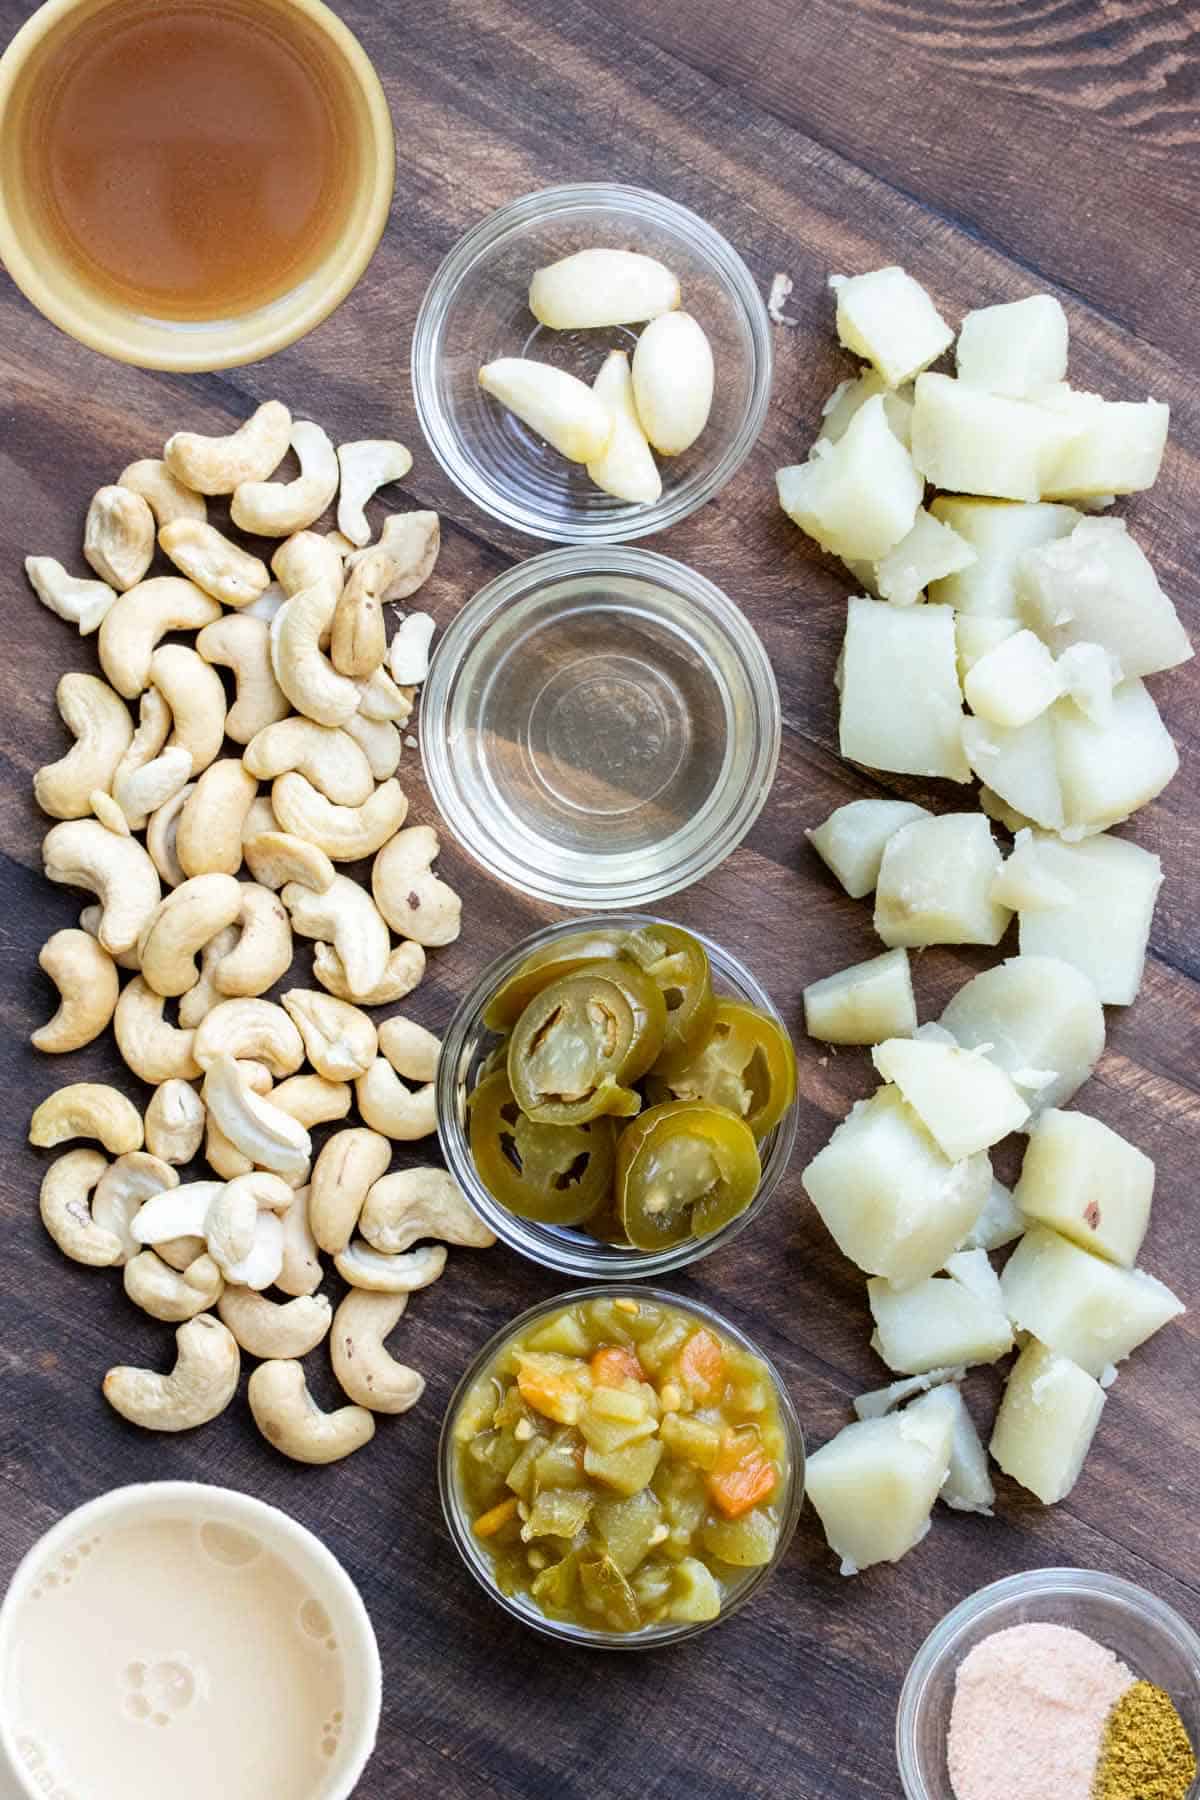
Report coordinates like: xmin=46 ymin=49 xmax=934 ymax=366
xmin=897 ymin=1568 xmax=1200 ymax=1800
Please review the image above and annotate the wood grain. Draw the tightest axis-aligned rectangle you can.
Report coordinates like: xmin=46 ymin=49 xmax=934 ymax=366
xmin=1 ymin=0 xmax=1198 ymax=1796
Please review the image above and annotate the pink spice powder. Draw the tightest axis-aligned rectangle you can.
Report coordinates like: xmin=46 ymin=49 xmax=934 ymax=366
xmin=947 ymin=1622 xmax=1135 ymax=1800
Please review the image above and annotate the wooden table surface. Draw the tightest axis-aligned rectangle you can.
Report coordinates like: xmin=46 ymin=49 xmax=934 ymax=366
xmin=2 ymin=1 xmax=1199 ymax=1795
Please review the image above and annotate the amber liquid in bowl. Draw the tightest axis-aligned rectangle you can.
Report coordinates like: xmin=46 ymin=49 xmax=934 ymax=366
xmin=19 ymin=0 xmax=356 ymax=322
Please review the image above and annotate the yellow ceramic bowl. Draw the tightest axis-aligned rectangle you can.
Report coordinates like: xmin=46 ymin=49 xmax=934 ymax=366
xmin=0 ymin=0 xmax=395 ymax=371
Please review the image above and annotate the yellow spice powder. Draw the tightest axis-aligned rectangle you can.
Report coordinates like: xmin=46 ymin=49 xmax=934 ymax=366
xmin=1094 ymin=1680 xmax=1197 ymax=1800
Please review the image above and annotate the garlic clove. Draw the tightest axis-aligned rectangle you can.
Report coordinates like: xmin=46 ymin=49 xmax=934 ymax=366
xmin=478 ymin=359 xmax=613 ymax=464
xmin=586 ymin=350 xmax=663 ymax=506
xmin=631 ymin=312 xmax=715 ymax=457
xmin=529 ymin=248 xmax=680 ymax=331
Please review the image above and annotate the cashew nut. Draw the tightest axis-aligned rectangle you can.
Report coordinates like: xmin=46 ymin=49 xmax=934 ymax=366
xmin=138 ymin=874 xmax=244 ymax=998
xmin=330 ymin=549 xmax=388 ymax=678
xmin=39 ymin=1147 xmax=121 ymax=1265
xmin=331 ymin=1290 xmax=424 ymax=1413
xmin=336 ymin=440 xmax=413 ymax=546
xmin=125 ymin=1249 xmax=224 ymax=1322
xmin=119 ymin=458 xmax=206 ymax=527
xmin=113 ymin=745 xmax=194 ymax=832
xmin=361 ymin=1167 xmax=494 ymax=1254
xmin=231 ymin=419 xmax=339 ymax=536
xmin=145 ymin=1080 xmax=206 ymax=1165
xmin=164 ymin=401 xmax=291 ymax=495
xmin=159 ymin=518 xmax=271 ymax=609
xmin=243 ymin=830 xmax=336 ymax=895
xmin=178 ymin=924 xmax=239 ymax=1028
xmin=30 ymin=1081 xmax=143 ymax=1155
xmin=271 ymin=1075 xmax=353 ymax=1128
xmin=272 ymin=773 xmax=407 ymax=861
xmin=277 ymin=1185 xmax=322 ymax=1296
xmin=308 ymin=1127 xmax=391 ymax=1255
xmin=281 ymin=990 xmax=377 ymax=1081
xmin=346 ymin=509 xmax=439 ymax=602
xmin=175 ymin=759 xmax=259 ymax=878
xmin=213 ymin=885 xmax=292 ymax=998
xmin=26 ymin=556 xmax=116 ymax=635
xmin=203 ymin=1055 xmax=311 ymax=1181
xmin=103 ymin=1313 xmax=240 ymax=1431
xmin=372 ymin=826 xmax=461 ymax=946
xmin=343 ymin=711 xmax=403 ymax=781
xmin=114 ymin=977 xmax=202 ymax=1083
xmin=334 ymin=1239 xmax=446 ymax=1293
xmin=248 ymin=1358 xmax=375 ymax=1464
xmin=35 ymin=672 xmax=134 ymax=820
xmin=241 ymin=581 xmax=287 ymax=624
xmin=378 ymin=1016 xmax=441 ymax=1084
xmin=356 ymin=666 xmax=412 ymax=723
xmin=84 ymin=485 xmax=155 ymax=591
xmin=388 ymin=612 xmax=436 ymax=686
xmin=242 ymin=795 xmax=280 ymax=842
xmin=196 ymin=615 xmax=290 ymax=744
xmin=148 ymin=643 xmax=229 ymax=774
xmin=244 ymin=717 xmax=374 ymax=805
xmin=43 ymin=818 xmax=161 ymax=953
xmin=218 ymin=1287 xmax=332 ymax=1358
xmin=206 ymin=1115 xmax=255 ymax=1182
xmin=313 ymin=939 xmax=425 ymax=1007
xmin=33 ymin=928 xmax=119 ymax=1052
xmin=282 ymin=875 xmax=390 ymax=1001
xmin=98 ymin=577 xmax=221 ymax=699
xmin=205 ymin=1180 xmax=258 ymax=1273
xmin=355 ymin=1057 xmax=436 ymax=1141
xmin=325 ymin=530 xmax=355 ymax=558
xmin=78 ymin=904 xmax=140 ymax=971
xmin=157 ymin=1235 xmax=209 ymax=1272
xmin=146 ymin=782 xmax=195 ymax=890
xmin=93 ymin=1151 xmax=179 ymax=1261
xmin=271 ymin=530 xmax=344 ymax=599
xmin=194 ymin=998 xmax=304 ymax=1076
xmin=90 ymin=788 xmax=131 ymax=836
xmin=131 ymin=1180 xmax=221 ymax=1246
xmin=271 ymin=582 xmax=360 ymax=726
xmin=113 ymin=685 xmax=171 ymax=794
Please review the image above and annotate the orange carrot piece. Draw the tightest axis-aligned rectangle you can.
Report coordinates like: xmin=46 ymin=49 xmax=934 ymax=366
xmin=515 ymin=1354 xmax=584 ymax=1424
xmin=678 ymin=1327 xmax=725 ymax=1400
xmin=473 ymin=1496 xmax=519 ymax=1538
xmin=707 ymin=1433 xmax=777 ymax=1519
xmin=590 ymin=1344 xmax=644 ymax=1387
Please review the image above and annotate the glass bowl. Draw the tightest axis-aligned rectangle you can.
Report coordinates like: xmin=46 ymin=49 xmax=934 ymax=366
xmin=438 ymin=1285 xmax=805 ymax=1650
xmin=897 ymin=1568 xmax=1200 ymax=1800
xmin=419 ymin=546 xmax=780 ymax=910
xmin=411 ymin=183 xmax=773 ymax=542
xmin=436 ymin=913 xmax=799 ymax=1279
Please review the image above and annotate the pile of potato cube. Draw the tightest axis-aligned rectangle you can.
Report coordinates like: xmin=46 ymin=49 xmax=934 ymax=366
xmin=775 ymin=267 xmax=1192 ymax=1574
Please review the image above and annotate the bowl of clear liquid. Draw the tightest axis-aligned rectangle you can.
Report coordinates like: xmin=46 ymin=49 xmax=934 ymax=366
xmin=419 ymin=546 xmax=781 ymax=908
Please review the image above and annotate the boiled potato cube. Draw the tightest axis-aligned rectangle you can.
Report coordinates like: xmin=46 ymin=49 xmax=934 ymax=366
xmin=979 ymin=785 xmax=1036 ymax=835
xmin=840 ymin=599 xmax=969 ymax=781
xmin=820 ymin=371 xmax=914 ymax=448
xmin=930 ymin=1384 xmax=995 ymax=1514
xmin=944 ymin=1248 xmax=1005 ymax=1308
xmin=874 ymin=508 xmax=977 ymax=607
xmin=701 ymin=1510 xmax=778 ymax=1568
xmin=955 ymin=294 xmax=1069 ymax=397
xmin=1018 ymin=517 xmax=1192 ymax=678
xmin=853 ymin=1367 xmax=964 ymax=1420
xmin=801 ymin=1084 xmax=990 ymax=1288
xmin=929 ymin=498 xmax=1080 ymax=616
xmin=871 ymin=1038 xmax=1028 ymax=1158
xmin=1014 ymin=1109 xmax=1154 ymax=1268
xmin=1037 ymin=388 xmax=1169 ymax=497
xmin=1056 ymin=642 xmax=1120 ymax=727
xmin=829 ymin=266 xmax=953 ymax=388
xmin=804 ymin=1389 xmax=954 ymax=1574
xmin=874 ymin=813 xmax=1010 ymax=948
xmin=868 ymin=1261 xmax=1014 ymax=1373
xmin=1016 ymin=832 xmax=1162 ymax=1005
xmin=990 ymin=829 xmax=1074 ymax=913
xmin=940 ymin=954 xmax=1105 ymax=1116
xmin=956 ymin=616 xmax=1020 ymax=684
xmin=962 ymin=711 xmax=1064 ymax=832
xmin=667 ymin=1556 xmax=721 ymax=1622
xmin=911 ymin=375 xmax=1083 ymax=502
xmin=964 ymin=629 xmax=1064 ymax=728
xmin=957 ymin=1177 xmax=1024 ymax=1252
xmin=1000 ymin=1226 xmax=1184 ymax=1376
xmin=1054 ymin=679 xmax=1179 ymax=832
xmin=990 ymin=1339 xmax=1105 ymax=1503
xmin=777 ymin=396 xmax=923 ymax=562
xmin=804 ymin=948 xmax=916 ymax=1046
xmin=807 ymin=797 xmax=930 ymax=899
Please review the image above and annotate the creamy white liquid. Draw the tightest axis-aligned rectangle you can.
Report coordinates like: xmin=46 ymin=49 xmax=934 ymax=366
xmin=5 ymin=1516 xmax=346 ymax=1799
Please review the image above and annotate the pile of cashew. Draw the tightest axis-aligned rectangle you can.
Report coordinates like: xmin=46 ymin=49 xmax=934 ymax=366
xmin=25 ymin=400 xmax=494 ymax=1463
